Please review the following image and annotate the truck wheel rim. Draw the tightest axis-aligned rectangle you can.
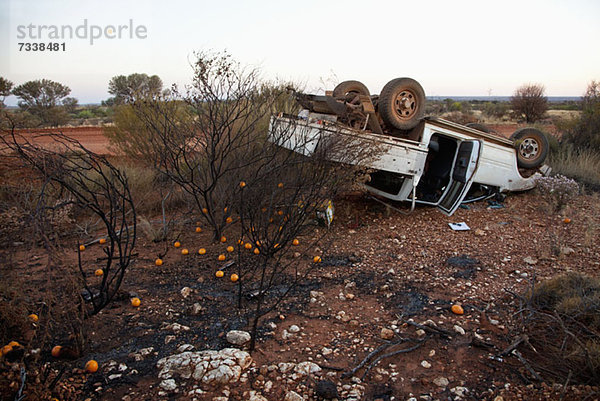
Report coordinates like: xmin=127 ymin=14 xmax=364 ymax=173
xmin=393 ymin=90 xmax=417 ymax=120
xmin=519 ymin=138 xmax=539 ymax=159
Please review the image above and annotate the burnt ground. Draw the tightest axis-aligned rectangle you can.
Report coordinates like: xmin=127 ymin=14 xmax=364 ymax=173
xmin=1 ymin=190 xmax=600 ymax=401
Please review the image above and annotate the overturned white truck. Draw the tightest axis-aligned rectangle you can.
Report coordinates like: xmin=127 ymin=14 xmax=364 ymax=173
xmin=269 ymin=78 xmax=550 ymax=215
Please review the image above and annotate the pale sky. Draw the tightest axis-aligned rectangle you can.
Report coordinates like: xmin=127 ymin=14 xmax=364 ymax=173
xmin=1 ymin=0 xmax=599 ymax=105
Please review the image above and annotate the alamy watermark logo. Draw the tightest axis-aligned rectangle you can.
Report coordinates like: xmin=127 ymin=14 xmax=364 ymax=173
xmin=16 ymin=19 xmax=147 ymax=46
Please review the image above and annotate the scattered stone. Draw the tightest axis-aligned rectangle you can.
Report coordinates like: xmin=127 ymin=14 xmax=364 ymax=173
xmin=315 ymin=380 xmax=339 ymax=399
xmin=165 ymin=335 xmax=176 ymax=344
xmin=278 ymin=362 xmax=295 ymax=373
xmin=295 ymin=361 xmax=321 ymax=376
xmin=380 ymin=328 xmax=394 ymax=340
xmin=523 ymin=256 xmax=538 ymax=265
xmin=284 ymin=391 xmax=304 ymax=401
xmin=177 ymin=344 xmax=194 ymax=353
xmin=160 ymin=379 xmax=177 ymax=391
xmin=130 ymin=347 xmax=154 ymax=361
xmin=433 ymin=377 xmax=449 ymax=388
xmin=288 ymin=324 xmax=301 ymax=333
xmin=226 ymin=330 xmax=251 ymax=346
xmin=321 ymin=347 xmax=333 ymax=356
xmin=416 ymin=329 xmax=426 ymax=337
xmin=249 ymin=393 xmax=268 ymax=401
xmin=451 ymin=386 xmax=469 ymax=398
xmin=157 ymin=348 xmax=252 ymax=385
xmin=162 ymin=322 xmax=190 ymax=333
xmin=421 ymin=360 xmax=432 ymax=369
xmin=453 ymin=325 xmax=466 ymax=335
xmin=474 ymin=229 xmax=485 ymax=236
xmin=561 ymin=246 xmax=575 ymax=256
xmin=180 ymin=286 xmax=192 ymax=298
xmin=190 ymin=303 xmax=203 ymax=315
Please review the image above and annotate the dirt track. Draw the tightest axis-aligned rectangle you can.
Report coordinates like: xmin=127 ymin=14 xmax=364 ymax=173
xmin=9 ymin=126 xmax=112 ymax=155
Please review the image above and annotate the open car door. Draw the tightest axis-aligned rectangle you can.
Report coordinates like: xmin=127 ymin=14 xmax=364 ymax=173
xmin=437 ymin=140 xmax=481 ymax=215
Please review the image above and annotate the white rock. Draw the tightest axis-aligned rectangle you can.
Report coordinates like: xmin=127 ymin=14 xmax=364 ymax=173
xmin=433 ymin=376 xmax=449 ymax=387
xmin=321 ymin=347 xmax=333 ymax=356
xmin=420 ymin=360 xmax=432 ymax=369
xmin=451 ymin=386 xmax=469 ymax=398
xmin=278 ymin=362 xmax=295 ymax=373
xmin=177 ymin=344 xmax=194 ymax=353
xmin=295 ymin=361 xmax=321 ymax=376
xmin=288 ymin=324 xmax=300 ymax=333
xmin=249 ymin=393 xmax=269 ymax=401
xmin=180 ymin=286 xmax=192 ymax=298
xmin=284 ymin=391 xmax=304 ymax=401
xmin=453 ymin=325 xmax=466 ymax=335
xmin=226 ymin=330 xmax=251 ymax=346
xmin=160 ymin=379 xmax=177 ymax=391
xmin=523 ymin=256 xmax=538 ymax=265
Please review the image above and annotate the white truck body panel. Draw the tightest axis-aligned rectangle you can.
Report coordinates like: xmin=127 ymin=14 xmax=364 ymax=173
xmin=269 ymin=114 xmax=544 ymax=215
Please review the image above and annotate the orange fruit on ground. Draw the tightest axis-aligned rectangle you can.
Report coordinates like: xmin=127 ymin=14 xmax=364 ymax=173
xmin=181 ymin=248 xmax=189 ymax=255
xmin=174 ymin=241 xmax=181 ymax=248
xmin=28 ymin=313 xmax=39 ymax=322
xmin=8 ymin=341 xmax=20 ymax=348
xmin=451 ymin=304 xmax=464 ymax=315
xmin=563 ymin=218 xmax=572 ymax=224
xmin=220 ymin=236 xmax=227 ymax=243
xmin=224 ymin=207 xmax=228 ymax=213
xmin=131 ymin=297 xmax=141 ymax=307
xmin=237 ymin=239 xmax=244 ymax=245
xmin=230 ymin=273 xmax=239 ymax=282
xmin=195 ymin=227 xmax=202 ymax=233
xmin=215 ymin=270 xmax=224 ymax=278
xmin=226 ymin=246 xmax=234 ymax=253
xmin=277 ymin=182 xmax=284 ymax=188
xmin=155 ymin=258 xmax=163 ymax=266
xmin=198 ymin=248 xmax=206 ymax=255
xmin=292 ymin=239 xmax=299 ymax=246
xmin=313 ymin=256 xmax=322 ymax=263
xmin=2 ymin=345 xmax=13 ymax=355
xmin=202 ymin=207 xmax=208 ymax=214
xmin=244 ymin=243 xmax=252 ymax=250
xmin=99 ymin=238 xmax=107 ymax=244
xmin=253 ymin=248 xmax=260 ymax=255
xmin=85 ymin=359 xmax=99 ymax=373
xmin=274 ymin=243 xmax=280 ymax=249
xmin=261 ymin=207 xmax=267 ymax=213
xmin=94 ymin=269 xmax=104 ymax=277
xmin=79 ymin=245 xmax=85 ymax=251
xmin=218 ymin=254 xmax=226 ymax=261
xmin=226 ymin=217 xmax=233 ymax=224
xmin=239 ymin=181 xmax=246 ymax=188
xmin=51 ymin=345 xmax=62 ymax=357
xmin=277 ymin=210 xmax=284 ymax=216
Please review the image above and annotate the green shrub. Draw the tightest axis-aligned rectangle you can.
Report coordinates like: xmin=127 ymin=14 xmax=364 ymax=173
xmin=561 ymin=81 xmax=600 ymax=152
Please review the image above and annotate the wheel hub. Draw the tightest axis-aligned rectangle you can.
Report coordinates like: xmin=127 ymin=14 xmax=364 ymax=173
xmin=519 ymin=138 xmax=539 ymax=159
xmin=393 ymin=90 xmax=416 ymax=120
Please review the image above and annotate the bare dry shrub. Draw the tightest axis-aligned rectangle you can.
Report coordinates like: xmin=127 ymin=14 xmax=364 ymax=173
xmin=511 ymin=83 xmax=548 ymax=123
xmin=513 ymin=272 xmax=600 ymax=384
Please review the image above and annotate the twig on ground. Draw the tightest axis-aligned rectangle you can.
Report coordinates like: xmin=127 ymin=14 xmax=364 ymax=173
xmin=361 ymin=340 xmax=426 ymax=380
xmin=512 ymin=350 xmax=543 ymax=382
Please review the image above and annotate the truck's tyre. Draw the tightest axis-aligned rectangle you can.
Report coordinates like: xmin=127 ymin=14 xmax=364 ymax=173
xmin=332 ymin=80 xmax=370 ymax=99
xmin=378 ymin=77 xmax=425 ymax=130
xmin=510 ymin=127 xmax=549 ymax=169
